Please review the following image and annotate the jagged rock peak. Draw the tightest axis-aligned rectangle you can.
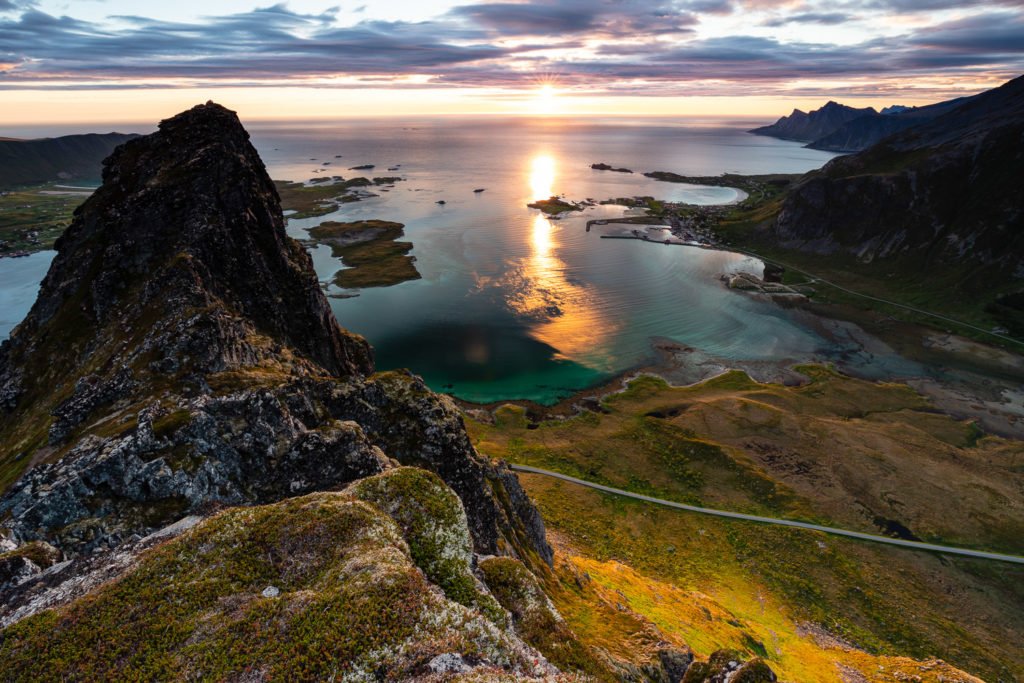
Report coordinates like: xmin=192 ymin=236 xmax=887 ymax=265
xmin=0 ymin=103 xmax=553 ymax=580
xmin=13 ymin=100 xmax=372 ymax=380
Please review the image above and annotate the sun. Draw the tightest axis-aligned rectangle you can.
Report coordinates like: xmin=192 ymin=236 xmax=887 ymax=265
xmin=533 ymin=83 xmax=558 ymax=115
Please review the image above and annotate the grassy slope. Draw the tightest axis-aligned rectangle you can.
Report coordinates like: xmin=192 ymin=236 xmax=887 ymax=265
xmin=0 ymin=187 xmax=86 ymax=252
xmin=467 ymin=369 xmax=1024 ymax=682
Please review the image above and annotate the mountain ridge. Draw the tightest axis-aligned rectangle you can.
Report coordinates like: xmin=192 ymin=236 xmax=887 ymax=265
xmin=749 ymin=92 xmax=982 ymax=152
xmin=0 ymin=132 xmax=139 ymax=188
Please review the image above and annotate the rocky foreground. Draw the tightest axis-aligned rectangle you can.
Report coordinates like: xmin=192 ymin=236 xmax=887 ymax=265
xmin=0 ymin=103 xmax=778 ymax=681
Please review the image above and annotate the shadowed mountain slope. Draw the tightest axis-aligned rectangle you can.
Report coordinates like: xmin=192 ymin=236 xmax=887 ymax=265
xmin=0 ymin=133 xmax=139 ymax=188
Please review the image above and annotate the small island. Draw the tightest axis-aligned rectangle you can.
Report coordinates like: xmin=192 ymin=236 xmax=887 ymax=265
xmin=349 ymin=164 xmax=375 ymax=170
xmin=527 ymin=196 xmax=582 ymax=214
xmin=591 ymin=163 xmax=633 ymax=173
xmin=306 ymin=219 xmax=421 ymax=289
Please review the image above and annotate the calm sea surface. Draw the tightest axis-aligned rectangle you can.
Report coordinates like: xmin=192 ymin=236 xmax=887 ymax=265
xmin=0 ymin=116 xmax=930 ymax=403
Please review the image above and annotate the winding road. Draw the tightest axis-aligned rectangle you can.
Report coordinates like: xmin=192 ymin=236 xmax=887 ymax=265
xmin=511 ymin=464 xmax=1024 ymax=565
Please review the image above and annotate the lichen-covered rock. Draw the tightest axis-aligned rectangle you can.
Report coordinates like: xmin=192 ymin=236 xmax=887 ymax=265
xmin=681 ymin=650 xmax=777 ymax=683
xmin=659 ymin=647 xmax=695 ymax=683
xmin=0 ymin=487 xmax=571 ymax=682
xmin=347 ymin=467 xmax=508 ymax=626
xmin=0 ymin=388 xmax=390 ymax=554
xmin=0 ymin=541 xmax=61 ymax=591
xmin=319 ymin=372 xmax=554 ymax=566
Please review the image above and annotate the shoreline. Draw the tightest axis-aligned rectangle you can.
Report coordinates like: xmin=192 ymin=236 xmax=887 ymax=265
xmin=452 ymin=281 xmax=1024 ymax=440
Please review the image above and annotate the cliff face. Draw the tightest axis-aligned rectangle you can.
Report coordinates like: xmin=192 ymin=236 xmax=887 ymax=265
xmin=0 ymin=103 xmax=551 ymax=571
xmin=770 ymin=75 xmax=1024 ymax=284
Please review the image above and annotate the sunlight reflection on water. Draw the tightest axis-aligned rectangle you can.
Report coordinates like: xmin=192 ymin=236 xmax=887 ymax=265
xmin=530 ymin=155 xmax=555 ymax=200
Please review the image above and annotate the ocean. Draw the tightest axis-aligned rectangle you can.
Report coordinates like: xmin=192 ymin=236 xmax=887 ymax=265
xmin=1 ymin=115 xmax=931 ymax=403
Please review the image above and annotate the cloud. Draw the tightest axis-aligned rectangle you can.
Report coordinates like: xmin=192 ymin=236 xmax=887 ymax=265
xmin=762 ymin=12 xmax=852 ymax=26
xmin=449 ymin=0 xmax=698 ymax=37
xmin=868 ymin=0 xmax=1024 ymax=11
xmin=0 ymin=0 xmax=1021 ymax=100
xmin=909 ymin=12 xmax=1024 ymax=52
xmin=0 ymin=0 xmax=33 ymax=11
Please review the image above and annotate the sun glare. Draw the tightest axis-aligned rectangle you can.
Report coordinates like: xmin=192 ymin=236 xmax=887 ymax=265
xmin=533 ymin=84 xmax=557 ymax=115
xmin=530 ymin=155 xmax=555 ymax=200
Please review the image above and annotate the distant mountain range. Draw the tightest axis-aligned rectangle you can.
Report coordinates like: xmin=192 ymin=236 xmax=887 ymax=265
xmin=0 ymin=132 xmax=139 ymax=188
xmin=770 ymin=73 xmax=1024 ymax=324
xmin=749 ymin=93 xmax=979 ymax=152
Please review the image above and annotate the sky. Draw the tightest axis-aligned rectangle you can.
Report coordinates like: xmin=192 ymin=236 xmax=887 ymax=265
xmin=1 ymin=0 xmax=1022 ymax=123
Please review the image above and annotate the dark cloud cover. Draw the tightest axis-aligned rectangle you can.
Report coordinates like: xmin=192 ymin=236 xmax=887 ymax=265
xmin=0 ymin=0 xmax=1021 ymax=95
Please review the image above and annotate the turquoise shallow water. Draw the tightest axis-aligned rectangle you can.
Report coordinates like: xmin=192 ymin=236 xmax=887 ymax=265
xmin=0 ymin=116 xmax=930 ymax=403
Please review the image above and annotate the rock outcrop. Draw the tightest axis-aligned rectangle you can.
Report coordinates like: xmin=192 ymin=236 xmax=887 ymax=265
xmin=0 ymin=470 xmax=569 ymax=681
xmin=0 ymin=102 xmax=551 ymax=569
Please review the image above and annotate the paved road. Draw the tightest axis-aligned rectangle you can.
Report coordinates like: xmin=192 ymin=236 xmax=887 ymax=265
xmin=511 ymin=464 xmax=1024 ymax=565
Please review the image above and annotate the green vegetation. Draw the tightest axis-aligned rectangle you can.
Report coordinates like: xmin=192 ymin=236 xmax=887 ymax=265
xmin=719 ymin=237 xmax=1024 ymax=349
xmin=273 ymin=178 xmax=372 ymax=219
xmin=0 ymin=471 xmax=553 ymax=682
xmin=275 ymin=176 xmax=407 ymax=219
xmin=0 ymin=186 xmax=86 ymax=252
xmin=527 ymin=196 xmax=582 ymax=214
xmin=347 ymin=467 xmax=505 ymax=623
xmin=480 ymin=557 xmax=610 ymax=678
xmin=0 ymin=540 xmax=61 ymax=570
xmin=467 ymin=368 xmax=1024 ymax=682
xmin=306 ymin=219 xmax=421 ymax=289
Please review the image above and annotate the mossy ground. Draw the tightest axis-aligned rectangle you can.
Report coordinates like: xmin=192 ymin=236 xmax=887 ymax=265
xmin=480 ymin=556 xmax=612 ymax=679
xmin=347 ymin=467 xmax=506 ymax=624
xmin=467 ymin=368 xmax=1024 ymax=682
xmin=0 ymin=469 xmax=556 ymax=682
